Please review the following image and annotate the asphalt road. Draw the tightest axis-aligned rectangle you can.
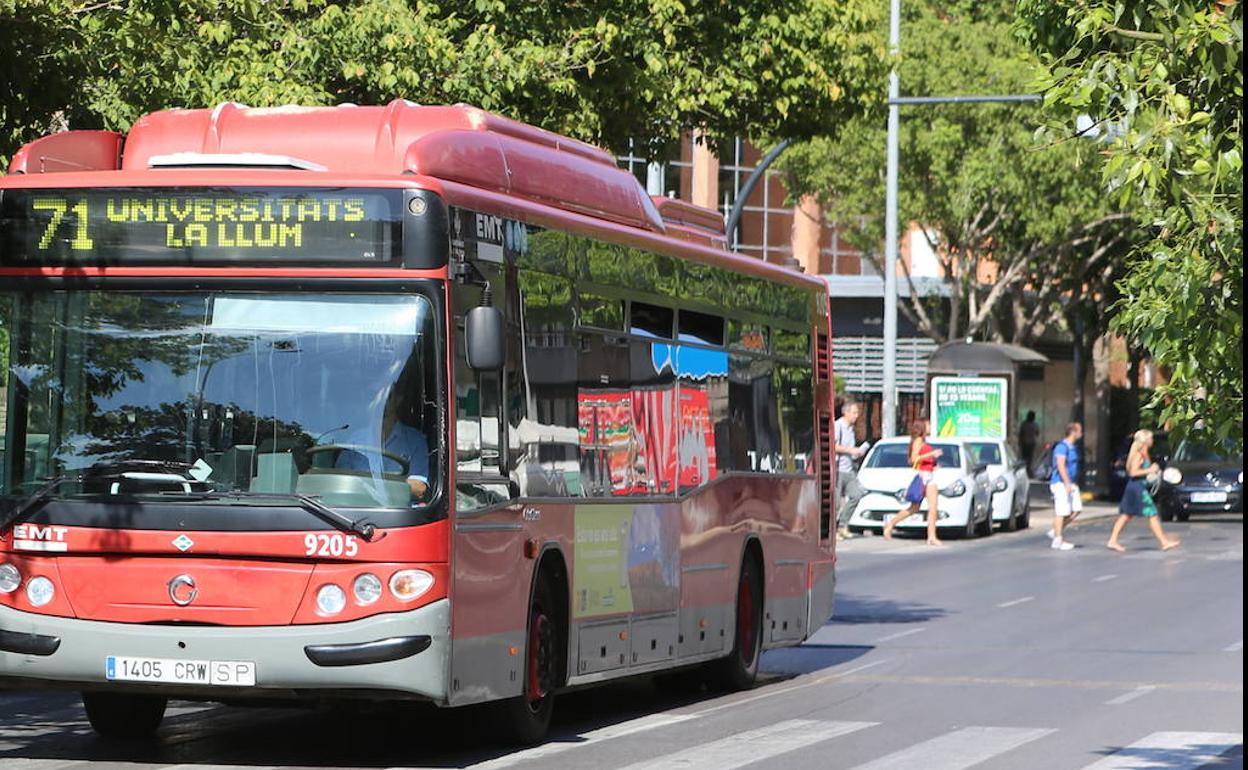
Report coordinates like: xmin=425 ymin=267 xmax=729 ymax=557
xmin=2 ymin=505 xmax=1242 ymax=770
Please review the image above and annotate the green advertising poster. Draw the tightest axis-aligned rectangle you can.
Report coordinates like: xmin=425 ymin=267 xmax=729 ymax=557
xmin=931 ymin=376 xmax=1008 ymax=439
xmin=572 ymin=504 xmax=636 ymax=618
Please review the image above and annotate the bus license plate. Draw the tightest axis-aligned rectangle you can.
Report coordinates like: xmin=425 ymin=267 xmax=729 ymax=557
xmin=1191 ymin=491 xmax=1227 ymax=504
xmin=105 ymin=656 xmax=256 ymax=686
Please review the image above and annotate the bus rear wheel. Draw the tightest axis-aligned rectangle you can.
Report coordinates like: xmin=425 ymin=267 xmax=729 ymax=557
xmin=81 ymin=692 xmax=167 ymax=739
xmin=710 ymin=553 xmax=763 ymax=692
xmin=492 ymin=576 xmax=560 ymax=745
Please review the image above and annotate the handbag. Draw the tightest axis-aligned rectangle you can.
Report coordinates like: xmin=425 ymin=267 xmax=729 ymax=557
xmin=904 ymin=474 xmax=926 ymax=504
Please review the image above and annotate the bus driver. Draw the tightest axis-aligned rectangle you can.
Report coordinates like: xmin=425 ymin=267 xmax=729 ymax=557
xmin=334 ymin=383 xmax=431 ymax=501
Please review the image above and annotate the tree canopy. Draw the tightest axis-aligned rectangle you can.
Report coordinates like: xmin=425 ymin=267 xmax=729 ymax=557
xmin=1017 ymin=0 xmax=1243 ymax=452
xmin=0 ymin=0 xmax=887 ymax=165
xmin=782 ymin=1 xmax=1139 ymax=349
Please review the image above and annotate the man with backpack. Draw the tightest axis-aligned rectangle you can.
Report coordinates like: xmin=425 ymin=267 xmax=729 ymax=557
xmin=1048 ymin=422 xmax=1083 ymax=551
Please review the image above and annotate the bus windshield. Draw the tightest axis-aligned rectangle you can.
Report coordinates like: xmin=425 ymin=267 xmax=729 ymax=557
xmin=0 ymin=291 xmax=439 ymax=512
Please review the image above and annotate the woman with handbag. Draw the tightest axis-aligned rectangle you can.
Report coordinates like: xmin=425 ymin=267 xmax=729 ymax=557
xmin=1107 ymin=429 xmax=1180 ymax=552
xmin=883 ymin=419 xmax=944 ymax=546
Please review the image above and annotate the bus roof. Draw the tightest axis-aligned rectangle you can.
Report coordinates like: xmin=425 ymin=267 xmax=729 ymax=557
xmin=6 ymin=101 xmax=826 ymax=292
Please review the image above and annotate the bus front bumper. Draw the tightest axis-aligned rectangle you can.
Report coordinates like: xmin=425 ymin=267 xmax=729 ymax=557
xmin=0 ymin=599 xmax=449 ymax=703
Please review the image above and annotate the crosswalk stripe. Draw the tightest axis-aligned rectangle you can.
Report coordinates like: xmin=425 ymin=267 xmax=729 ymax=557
xmin=613 ymin=719 xmax=877 ymax=770
xmin=844 ymin=726 xmax=1055 ymax=770
xmin=1076 ymin=731 xmax=1243 ymax=769
xmin=458 ymin=713 xmax=698 ymax=770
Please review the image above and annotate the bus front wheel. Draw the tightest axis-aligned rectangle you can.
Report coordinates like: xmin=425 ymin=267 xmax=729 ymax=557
xmin=492 ymin=576 xmax=560 ymax=745
xmin=710 ymin=553 xmax=763 ymax=692
xmin=82 ymin=692 xmax=167 ymax=739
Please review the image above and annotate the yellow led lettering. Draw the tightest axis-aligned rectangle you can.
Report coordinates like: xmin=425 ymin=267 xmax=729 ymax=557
xmin=343 ymin=198 xmax=366 ymax=222
xmin=32 ymin=198 xmax=68 ymax=250
xmin=69 ymin=200 xmax=94 ymax=250
xmin=214 ymin=198 xmax=237 ymax=222
xmin=279 ymin=198 xmax=298 ymax=220
xmin=106 ymin=199 xmax=128 ymax=222
xmin=216 ymin=224 xmax=234 ymax=247
xmin=323 ymin=199 xmax=340 ymax=220
xmin=296 ymin=199 xmax=321 ymax=222
xmin=166 ymin=224 xmax=183 ymax=247
xmin=235 ymin=224 xmax=254 ymax=247
xmin=169 ymin=198 xmax=193 ymax=222
xmin=184 ymin=223 xmax=209 ymax=246
xmin=193 ymin=198 xmax=214 ymax=223
xmin=254 ymin=223 xmax=278 ymax=247
xmin=238 ymin=198 xmax=260 ymax=222
xmin=279 ymin=223 xmax=302 ymax=247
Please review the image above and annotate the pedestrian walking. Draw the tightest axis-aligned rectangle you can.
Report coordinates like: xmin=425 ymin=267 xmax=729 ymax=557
xmin=1048 ymin=421 xmax=1083 ymax=551
xmin=1106 ymin=429 xmax=1180 ymax=552
xmin=834 ymin=401 xmax=867 ymax=540
xmin=883 ymin=419 xmax=944 ymax=546
xmin=1019 ymin=410 xmax=1039 ymax=474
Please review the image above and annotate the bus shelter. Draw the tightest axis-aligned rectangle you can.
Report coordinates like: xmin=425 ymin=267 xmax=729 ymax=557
xmin=924 ymin=341 xmax=1048 ymax=443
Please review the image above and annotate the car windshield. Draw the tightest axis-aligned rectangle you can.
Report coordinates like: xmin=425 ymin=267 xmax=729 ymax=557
xmin=864 ymin=442 xmax=961 ymax=469
xmin=966 ymin=442 xmax=1002 ymax=465
xmin=1173 ymin=439 xmax=1240 ymax=464
xmin=0 ymin=291 xmax=439 ymax=511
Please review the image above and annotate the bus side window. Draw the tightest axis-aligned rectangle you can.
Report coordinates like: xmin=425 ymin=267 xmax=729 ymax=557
xmin=454 ymin=274 xmax=508 ymax=511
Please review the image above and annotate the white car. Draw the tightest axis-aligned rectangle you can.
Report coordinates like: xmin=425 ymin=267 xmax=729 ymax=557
xmin=846 ymin=437 xmax=994 ymax=538
xmin=964 ymin=439 xmax=1031 ymax=531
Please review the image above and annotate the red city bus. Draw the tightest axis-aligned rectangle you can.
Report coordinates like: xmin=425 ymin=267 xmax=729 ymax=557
xmin=0 ymin=102 xmax=838 ymax=743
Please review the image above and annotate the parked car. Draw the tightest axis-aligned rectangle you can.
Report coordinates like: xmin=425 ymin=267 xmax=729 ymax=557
xmin=965 ymin=439 xmax=1031 ymax=531
xmin=846 ymin=437 xmax=994 ymax=538
xmin=1157 ymin=439 xmax=1243 ymax=521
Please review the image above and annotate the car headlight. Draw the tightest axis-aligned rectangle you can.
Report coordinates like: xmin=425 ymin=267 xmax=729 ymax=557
xmin=0 ymin=563 xmax=21 ymax=594
xmin=1162 ymin=467 xmax=1183 ymax=485
xmin=992 ymin=476 xmax=1009 ymax=493
xmin=352 ymin=573 xmax=383 ymax=606
xmin=940 ymin=480 xmax=967 ymax=497
xmin=26 ymin=576 xmax=55 ymax=607
xmin=1239 ymin=471 xmax=1243 ymax=484
xmin=315 ymin=584 xmax=347 ymax=616
xmin=389 ymin=569 xmax=434 ymax=602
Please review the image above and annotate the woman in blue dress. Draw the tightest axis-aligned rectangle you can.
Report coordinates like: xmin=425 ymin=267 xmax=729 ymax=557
xmin=1107 ymin=429 xmax=1180 ymax=552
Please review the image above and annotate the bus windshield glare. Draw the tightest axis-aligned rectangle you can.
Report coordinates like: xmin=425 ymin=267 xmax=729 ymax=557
xmin=0 ymin=291 xmax=438 ymax=512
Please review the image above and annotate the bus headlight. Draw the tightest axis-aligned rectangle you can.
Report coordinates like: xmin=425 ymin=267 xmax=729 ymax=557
xmin=0 ymin=564 xmax=21 ymax=594
xmin=352 ymin=573 xmax=383 ymax=606
xmin=389 ymin=569 xmax=434 ymax=602
xmin=26 ymin=576 xmax=55 ymax=607
xmin=315 ymin=584 xmax=347 ymax=616
xmin=940 ymin=480 xmax=967 ymax=497
xmin=1162 ymin=467 xmax=1183 ymax=485
xmin=992 ymin=476 xmax=1009 ymax=493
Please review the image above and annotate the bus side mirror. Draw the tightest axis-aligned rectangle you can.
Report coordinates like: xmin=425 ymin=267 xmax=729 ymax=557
xmin=466 ymin=306 xmax=504 ymax=371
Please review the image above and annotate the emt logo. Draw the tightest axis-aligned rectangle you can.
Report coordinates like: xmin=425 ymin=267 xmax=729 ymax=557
xmin=11 ymin=524 xmax=70 ymax=552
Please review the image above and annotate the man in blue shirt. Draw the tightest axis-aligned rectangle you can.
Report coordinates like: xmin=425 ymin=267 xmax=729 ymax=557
xmin=1048 ymin=421 xmax=1083 ymax=551
xmin=335 ymin=387 xmax=431 ymax=501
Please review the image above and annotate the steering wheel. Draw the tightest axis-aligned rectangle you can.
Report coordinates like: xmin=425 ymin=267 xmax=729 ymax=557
xmin=306 ymin=443 xmax=410 ymax=477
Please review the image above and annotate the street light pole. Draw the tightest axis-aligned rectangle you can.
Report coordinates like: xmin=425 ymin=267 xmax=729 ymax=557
xmin=882 ymin=0 xmax=901 ymax=438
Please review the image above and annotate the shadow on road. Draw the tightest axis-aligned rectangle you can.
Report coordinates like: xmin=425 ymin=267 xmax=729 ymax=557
xmin=0 ymin=642 xmax=883 ymax=770
xmin=827 ymin=592 xmax=949 ymax=625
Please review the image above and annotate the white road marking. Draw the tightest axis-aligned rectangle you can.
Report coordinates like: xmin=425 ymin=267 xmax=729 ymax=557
xmin=996 ymin=596 xmax=1036 ymax=608
xmin=1076 ymin=731 xmax=1243 ymax=769
xmin=1224 ymin=640 xmax=1243 ymax=652
xmin=0 ymin=761 xmax=88 ymax=770
xmin=460 ymin=713 xmax=697 ymax=770
xmin=690 ymin=658 xmax=890 ymax=717
xmin=1093 ymin=574 xmax=1119 ymax=582
xmin=844 ymin=726 xmax=1055 ymax=770
xmin=614 ymin=719 xmax=876 ymax=770
xmin=1105 ymin=685 xmax=1156 ymax=705
xmin=876 ymin=626 xmax=927 ymax=642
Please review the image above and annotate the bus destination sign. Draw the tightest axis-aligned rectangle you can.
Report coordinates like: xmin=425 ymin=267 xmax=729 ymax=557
xmin=0 ymin=187 xmax=403 ymax=265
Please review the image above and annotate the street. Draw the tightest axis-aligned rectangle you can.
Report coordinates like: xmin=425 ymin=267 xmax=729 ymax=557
xmin=1 ymin=505 xmax=1242 ymax=770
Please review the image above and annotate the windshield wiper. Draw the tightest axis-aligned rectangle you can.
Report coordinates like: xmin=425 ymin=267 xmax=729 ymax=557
xmin=155 ymin=489 xmax=378 ymax=542
xmin=0 ymin=475 xmax=78 ymax=531
xmin=0 ymin=460 xmax=205 ymax=533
